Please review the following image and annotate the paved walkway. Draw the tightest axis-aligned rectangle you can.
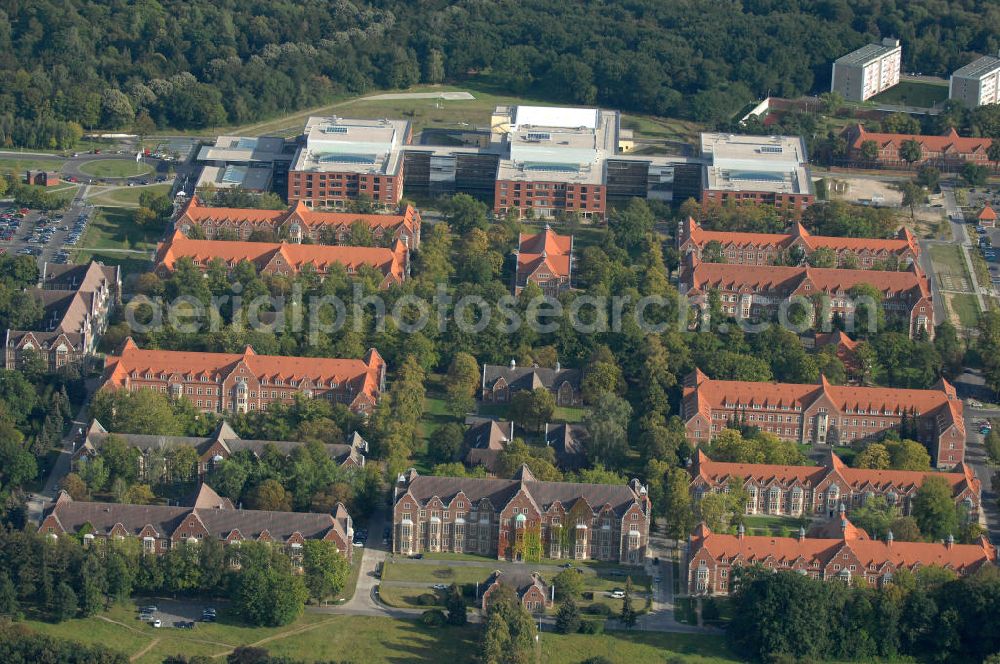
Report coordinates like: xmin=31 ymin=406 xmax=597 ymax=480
xmin=362 ymin=91 xmax=475 ymax=101
xmin=942 ymin=185 xmax=987 ymax=311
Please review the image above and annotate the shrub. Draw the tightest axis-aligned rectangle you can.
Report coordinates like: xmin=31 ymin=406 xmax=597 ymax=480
xmin=702 ymin=597 xmax=721 ymax=621
xmin=415 ymin=593 xmax=439 ymax=606
xmin=420 ymin=609 xmax=446 ymax=627
xmin=581 ymin=591 xmax=594 ymax=600
xmin=578 ymin=618 xmax=605 ymax=634
xmin=584 ymin=603 xmax=612 ymax=616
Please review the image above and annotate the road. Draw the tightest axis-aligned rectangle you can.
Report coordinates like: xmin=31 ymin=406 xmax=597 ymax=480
xmin=962 ymin=406 xmax=1000 ymax=542
xmin=941 ymin=185 xmax=987 ymax=311
xmin=26 ymin=379 xmax=99 ymax=525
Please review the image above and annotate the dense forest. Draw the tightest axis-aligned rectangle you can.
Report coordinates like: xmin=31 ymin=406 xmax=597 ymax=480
xmin=1 ymin=0 xmax=999 ymax=147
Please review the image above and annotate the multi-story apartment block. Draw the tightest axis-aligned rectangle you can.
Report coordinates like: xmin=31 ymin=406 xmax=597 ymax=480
xmin=288 ymin=117 xmax=411 ymax=209
xmin=689 ymin=449 xmax=980 ymax=520
xmin=679 ymin=255 xmax=933 ymax=339
xmin=681 ymin=370 xmax=967 ymax=468
xmin=686 ymin=518 xmax=994 ymax=596
xmin=102 ymin=339 xmax=385 ymax=416
xmin=950 ymin=53 xmax=1000 ymax=107
xmin=699 ymin=133 xmax=815 ymax=216
xmin=175 ymin=197 xmax=421 ymax=248
xmin=73 ymin=420 xmax=367 ymax=480
xmin=5 ymin=262 xmax=121 ymax=371
xmin=392 ymin=467 xmax=651 ymax=564
xmin=845 ymin=125 xmax=992 ymax=169
xmin=677 ymin=217 xmax=919 ymax=268
xmin=154 ymin=230 xmax=408 ymax=288
xmin=831 ymin=38 xmax=902 ymax=102
xmin=38 ymin=484 xmax=353 ymax=562
xmin=514 ymin=226 xmax=574 ymax=296
xmin=492 ymin=106 xmax=612 ymax=220
xmin=481 ymin=360 xmax=582 ymax=406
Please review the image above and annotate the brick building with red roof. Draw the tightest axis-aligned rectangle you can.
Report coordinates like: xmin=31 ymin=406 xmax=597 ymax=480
xmin=686 ymin=517 xmax=994 ymax=595
xmin=978 ymin=203 xmax=997 ymax=229
xmin=38 ymin=484 xmax=353 ymax=562
xmin=102 ymin=338 xmax=385 ymax=416
xmin=514 ymin=226 xmax=573 ymax=296
xmin=174 ymin=197 xmax=421 ymax=248
xmin=681 ymin=370 xmax=966 ymax=468
xmin=677 ymin=217 xmax=920 ymax=268
xmin=845 ymin=125 xmax=993 ymax=169
xmin=679 ymin=254 xmax=933 ymax=339
xmin=154 ymin=230 xmax=408 ymax=288
xmin=689 ymin=448 xmax=980 ymax=520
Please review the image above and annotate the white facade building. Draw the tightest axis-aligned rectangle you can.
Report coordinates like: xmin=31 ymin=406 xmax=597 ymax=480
xmin=950 ymin=53 xmax=1000 ymax=107
xmin=832 ymin=38 xmax=902 ymax=102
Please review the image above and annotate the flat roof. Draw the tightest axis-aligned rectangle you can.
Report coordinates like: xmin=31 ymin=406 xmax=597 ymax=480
xmin=496 ymin=107 xmax=617 ymax=185
xmin=836 ymin=41 xmax=901 ymax=67
xmin=512 ymin=106 xmax=599 ymax=130
xmin=953 ymin=55 xmax=1000 ymax=80
xmin=291 ymin=116 xmax=408 ymax=175
xmin=701 ymin=133 xmax=812 ymax=195
xmin=196 ymin=164 xmax=273 ymax=191
xmin=197 ymin=136 xmax=291 ymax=164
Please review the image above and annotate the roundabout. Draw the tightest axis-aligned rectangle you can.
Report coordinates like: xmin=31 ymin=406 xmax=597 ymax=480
xmin=76 ymin=158 xmax=153 ymax=179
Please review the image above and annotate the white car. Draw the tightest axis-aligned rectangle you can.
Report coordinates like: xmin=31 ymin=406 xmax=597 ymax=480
xmin=610 ymin=590 xmax=625 ymax=599
xmin=152 ymin=619 xmax=162 ymax=628
xmin=431 ymin=584 xmax=448 ymax=591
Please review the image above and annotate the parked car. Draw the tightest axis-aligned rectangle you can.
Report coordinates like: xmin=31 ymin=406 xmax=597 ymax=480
xmin=152 ymin=619 xmax=162 ymax=628
xmin=431 ymin=584 xmax=448 ymax=591
xmin=610 ymin=589 xmax=625 ymax=599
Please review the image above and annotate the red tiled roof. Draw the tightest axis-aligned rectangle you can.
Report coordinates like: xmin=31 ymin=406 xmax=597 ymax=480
xmin=686 ymin=373 xmax=958 ymax=420
xmin=815 ymin=330 xmax=859 ymax=352
xmin=290 ymin=200 xmax=420 ymax=231
xmin=979 ymin=204 xmax=997 ymax=221
xmin=155 ymin=230 xmax=406 ymax=284
xmin=692 ymin=449 xmax=977 ymax=496
xmin=518 ymin=227 xmax=573 ymax=256
xmin=850 ymin=125 xmax=992 ymax=154
xmin=180 ymin=197 xmax=287 ymax=224
xmin=104 ymin=339 xmax=384 ymax=403
xmin=682 ymin=218 xmax=919 ymax=256
xmin=686 ymin=260 xmax=930 ymax=298
xmin=693 ymin=524 xmax=994 ymax=571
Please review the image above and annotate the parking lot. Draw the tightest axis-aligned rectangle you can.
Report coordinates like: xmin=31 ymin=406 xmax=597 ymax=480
xmin=0 ymin=195 xmax=94 ymax=267
xmin=134 ymin=598 xmax=221 ymax=630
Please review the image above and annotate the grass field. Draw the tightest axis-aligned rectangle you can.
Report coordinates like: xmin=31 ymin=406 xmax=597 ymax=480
xmin=741 ymin=514 xmax=806 ymax=537
xmin=77 ymin=158 xmax=154 ymax=178
xmin=88 ymin=183 xmax=172 ymax=207
xmin=76 ymin=207 xmax=163 ymax=251
xmin=477 ymin=402 xmax=588 ymax=423
xmin=930 ymin=244 xmax=969 ymax=278
xmin=870 ymin=80 xmax=948 ymax=108
xmin=0 ymin=156 xmax=67 ymax=175
xmin=946 ymin=292 xmax=982 ymax=328
xmin=541 ymin=630 xmax=739 ymax=663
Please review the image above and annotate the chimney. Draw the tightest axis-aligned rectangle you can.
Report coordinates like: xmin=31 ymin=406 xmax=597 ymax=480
xmin=544 ymin=422 xmax=549 ymax=444
xmin=946 ymin=533 xmax=954 ymax=549
xmin=798 ymin=526 xmax=806 ymax=542
xmin=555 ymin=360 xmax=560 ymax=372
xmin=886 ymin=530 xmax=894 ymax=547
xmin=509 ymin=358 xmax=516 ymax=370
xmin=737 ymin=523 xmax=745 ymax=540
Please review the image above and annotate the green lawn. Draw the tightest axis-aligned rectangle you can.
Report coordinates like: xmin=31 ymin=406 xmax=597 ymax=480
xmin=870 ymin=80 xmax=948 ymax=108
xmin=930 ymin=244 xmax=968 ymax=278
xmin=382 ymin=561 xmax=493 ymax=585
xmin=540 ymin=629 xmax=740 ymax=663
xmin=741 ymin=514 xmax=807 ymax=537
xmin=76 ymin=207 xmax=163 ymax=251
xmin=0 ymin=156 xmax=67 ymax=174
xmin=947 ymin=293 xmax=982 ymax=329
xmin=88 ymin=183 xmax=172 ymax=207
xmin=477 ymin=402 xmax=588 ymax=423
xmin=77 ymin=158 xmax=154 ymax=178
